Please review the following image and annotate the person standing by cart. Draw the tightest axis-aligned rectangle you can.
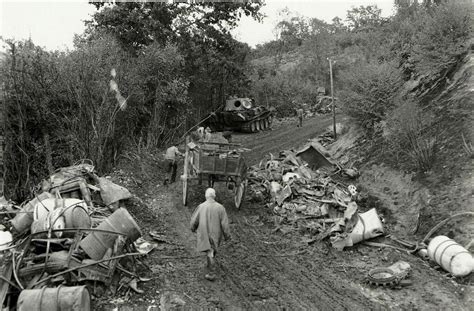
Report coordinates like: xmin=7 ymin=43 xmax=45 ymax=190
xmin=164 ymin=145 xmax=183 ymax=185
xmin=190 ymin=188 xmax=231 ymax=281
xmin=203 ymin=127 xmax=212 ymax=142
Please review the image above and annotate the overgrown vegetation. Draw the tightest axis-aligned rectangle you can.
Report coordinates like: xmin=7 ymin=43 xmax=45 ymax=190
xmin=340 ymin=61 xmax=402 ymax=132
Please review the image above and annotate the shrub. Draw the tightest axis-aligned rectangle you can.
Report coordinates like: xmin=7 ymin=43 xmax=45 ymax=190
xmin=340 ymin=61 xmax=402 ymax=132
xmin=388 ymin=1 xmax=472 ymax=81
xmin=411 ymin=2 xmax=472 ymax=80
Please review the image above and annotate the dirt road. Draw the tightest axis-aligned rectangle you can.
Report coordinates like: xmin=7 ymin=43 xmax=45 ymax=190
xmin=99 ymin=115 xmax=470 ymax=310
xmin=232 ymin=116 xmax=338 ymax=164
xmin=155 ymin=115 xmax=377 ymax=310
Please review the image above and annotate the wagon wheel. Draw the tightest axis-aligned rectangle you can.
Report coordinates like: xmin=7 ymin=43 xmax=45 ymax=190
xmin=182 ymin=138 xmax=190 ymax=206
xmin=183 ymin=176 xmax=188 ymax=206
xmin=234 ymin=179 xmax=247 ymax=209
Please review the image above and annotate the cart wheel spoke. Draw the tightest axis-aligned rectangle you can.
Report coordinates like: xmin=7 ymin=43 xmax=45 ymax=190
xmin=183 ymin=137 xmax=190 ymax=206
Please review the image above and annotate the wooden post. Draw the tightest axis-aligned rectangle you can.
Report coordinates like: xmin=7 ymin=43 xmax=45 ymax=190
xmin=0 ymin=79 xmax=4 ymax=196
xmin=328 ymin=58 xmax=336 ymax=140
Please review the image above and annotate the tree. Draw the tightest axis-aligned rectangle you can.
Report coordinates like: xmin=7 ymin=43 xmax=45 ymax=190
xmin=86 ymin=2 xmax=263 ymax=120
xmin=87 ymin=2 xmax=263 ymax=51
xmin=346 ymin=5 xmax=387 ymax=31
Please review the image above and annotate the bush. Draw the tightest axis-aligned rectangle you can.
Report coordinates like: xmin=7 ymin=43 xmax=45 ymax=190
xmin=411 ymin=2 xmax=472 ymax=79
xmin=385 ymin=100 xmax=438 ymax=172
xmin=340 ymin=61 xmax=402 ymax=132
xmin=0 ymin=37 xmax=190 ymax=200
xmin=388 ymin=1 xmax=472 ymax=81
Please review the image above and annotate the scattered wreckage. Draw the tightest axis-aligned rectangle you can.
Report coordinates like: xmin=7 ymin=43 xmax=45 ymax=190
xmin=247 ymin=142 xmax=379 ymax=251
xmin=247 ymin=132 xmax=474 ymax=282
xmin=0 ymin=162 xmax=147 ymax=310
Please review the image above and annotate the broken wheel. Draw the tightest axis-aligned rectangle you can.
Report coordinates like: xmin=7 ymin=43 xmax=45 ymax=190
xmin=366 ymin=261 xmax=411 ymax=288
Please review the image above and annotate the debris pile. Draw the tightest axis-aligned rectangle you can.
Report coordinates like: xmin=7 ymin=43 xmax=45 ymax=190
xmin=248 ymin=143 xmax=383 ymax=250
xmin=248 ymin=133 xmax=474 ymax=279
xmin=0 ymin=162 xmax=147 ymax=310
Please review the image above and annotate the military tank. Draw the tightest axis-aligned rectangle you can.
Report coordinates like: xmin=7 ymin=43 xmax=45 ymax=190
xmin=204 ymin=98 xmax=274 ymax=133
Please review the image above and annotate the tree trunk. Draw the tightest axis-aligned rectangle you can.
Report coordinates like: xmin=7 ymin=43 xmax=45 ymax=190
xmin=43 ymin=132 xmax=54 ymax=175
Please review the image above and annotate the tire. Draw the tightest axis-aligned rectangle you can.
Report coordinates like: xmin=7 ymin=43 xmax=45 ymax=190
xmin=234 ymin=180 xmax=246 ymax=209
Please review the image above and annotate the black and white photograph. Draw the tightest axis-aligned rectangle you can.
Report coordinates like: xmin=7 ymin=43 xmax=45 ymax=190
xmin=0 ymin=0 xmax=473 ymax=309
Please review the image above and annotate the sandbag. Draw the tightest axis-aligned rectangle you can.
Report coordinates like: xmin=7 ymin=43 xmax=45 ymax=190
xmin=98 ymin=177 xmax=132 ymax=206
xmin=348 ymin=208 xmax=384 ymax=244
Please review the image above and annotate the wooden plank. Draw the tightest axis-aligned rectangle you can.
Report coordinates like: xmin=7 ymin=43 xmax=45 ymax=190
xmin=196 ymin=141 xmax=242 ymax=147
xmin=198 ymin=171 xmax=241 ymax=177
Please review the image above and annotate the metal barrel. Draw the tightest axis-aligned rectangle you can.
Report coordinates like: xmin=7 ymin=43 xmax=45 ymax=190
xmin=11 ymin=192 xmax=54 ymax=233
xmin=79 ymin=208 xmax=141 ymax=260
xmin=17 ymin=285 xmax=91 ymax=311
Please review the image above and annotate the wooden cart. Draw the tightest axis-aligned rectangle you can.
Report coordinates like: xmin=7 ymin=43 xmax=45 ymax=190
xmin=182 ymin=137 xmax=247 ymax=208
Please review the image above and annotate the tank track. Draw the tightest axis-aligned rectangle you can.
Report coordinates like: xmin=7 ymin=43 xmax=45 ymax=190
xmin=241 ymin=115 xmax=273 ymax=133
xmin=366 ymin=267 xmax=411 ymax=288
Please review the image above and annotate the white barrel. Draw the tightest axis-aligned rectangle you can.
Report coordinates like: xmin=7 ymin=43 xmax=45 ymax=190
xmin=427 ymin=235 xmax=474 ymax=277
xmin=33 ymin=198 xmax=87 ymax=221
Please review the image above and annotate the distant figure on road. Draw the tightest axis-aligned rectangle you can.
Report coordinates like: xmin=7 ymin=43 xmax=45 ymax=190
xmin=190 ymin=188 xmax=231 ymax=281
xmin=163 ymin=145 xmax=183 ymax=185
xmin=296 ymin=108 xmax=304 ymax=127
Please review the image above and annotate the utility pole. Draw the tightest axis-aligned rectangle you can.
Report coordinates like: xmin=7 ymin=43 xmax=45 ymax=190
xmin=328 ymin=58 xmax=336 ymax=140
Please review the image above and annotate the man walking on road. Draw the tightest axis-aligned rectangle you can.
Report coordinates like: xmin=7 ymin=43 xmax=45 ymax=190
xmin=296 ymin=107 xmax=304 ymax=128
xmin=164 ymin=145 xmax=183 ymax=185
xmin=190 ymin=188 xmax=231 ymax=281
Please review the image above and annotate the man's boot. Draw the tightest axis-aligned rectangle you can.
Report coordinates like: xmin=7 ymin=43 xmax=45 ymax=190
xmin=205 ymin=253 xmax=216 ymax=281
